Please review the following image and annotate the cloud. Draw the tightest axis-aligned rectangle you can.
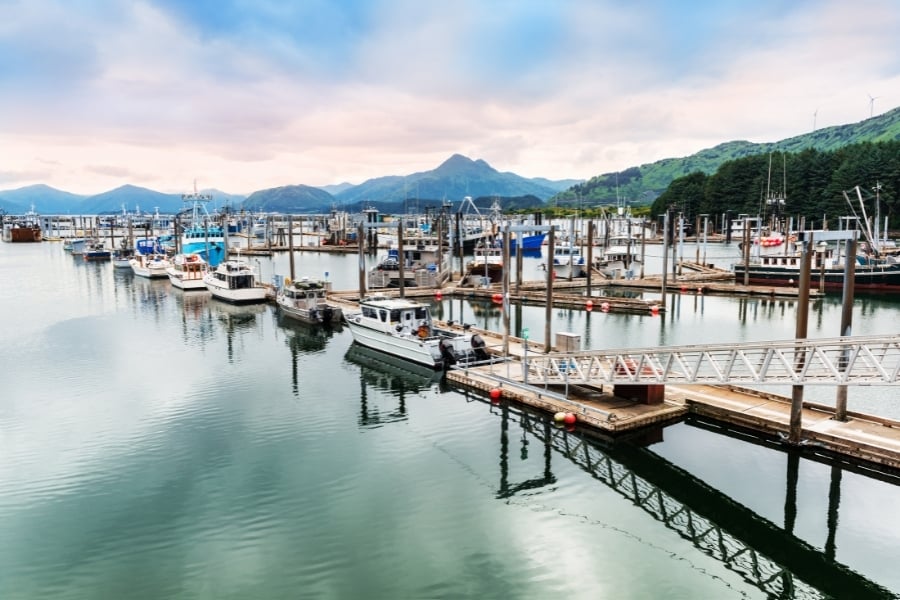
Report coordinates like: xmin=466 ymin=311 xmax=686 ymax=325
xmin=0 ymin=0 xmax=898 ymax=194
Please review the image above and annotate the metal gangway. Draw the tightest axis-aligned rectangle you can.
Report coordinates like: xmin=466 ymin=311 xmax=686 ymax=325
xmin=525 ymin=334 xmax=900 ymax=386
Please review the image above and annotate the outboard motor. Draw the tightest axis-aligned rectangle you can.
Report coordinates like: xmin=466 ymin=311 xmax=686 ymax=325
xmin=439 ymin=339 xmax=458 ymax=369
xmin=471 ymin=334 xmax=488 ymax=361
xmin=322 ymin=306 xmax=334 ymax=323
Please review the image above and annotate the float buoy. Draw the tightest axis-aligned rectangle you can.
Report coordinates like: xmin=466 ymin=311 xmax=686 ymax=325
xmin=492 ymin=293 xmax=503 ymax=303
xmin=489 ymin=388 xmax=502 ymax=403
xmin=435 ymin=290 xmax=442 ymax=300
xmin=554 ymin=412 xmax=566 ymax=423
xmin=600 ymin=302 xmax=610 ymax=312
xmin=585 ymin=299 xmax=593 ymax=311
xmin=563 ymin=413 xmax=576 ymax=425
xmin=650 ymin=304 xmax=659 ymax=316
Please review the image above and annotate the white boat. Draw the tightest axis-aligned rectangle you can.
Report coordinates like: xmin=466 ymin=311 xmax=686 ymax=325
xmin=368 ymin=239 xmax=449 ymax=289
xmin=595 ymin=233 xmax=641 ymax=278
xmin=551 ymin=240 xmax=586 ymax=279
xmin=343 ymin=296 xmax=488 ymax=369
xmin=203 ymin=259 xmax=269 ymax=304
xmin=464 ymin=238 xmax=504 ymax=285
xmin=130 ymin=253 xmax=171 ymax=279
xmin=167 ymin=253 xmax=209 ymax=290
xmin=276 ymin=277 xmax=342 ymax=324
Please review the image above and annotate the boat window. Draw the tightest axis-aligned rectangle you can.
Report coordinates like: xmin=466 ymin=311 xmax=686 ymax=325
xmin=379 ymin=309 xmax=388 ymax=322
xmin=362 ymin=306 xmax=378 ymax=319
xmin=389 ymin=309 xmax=401 ymax=322
xmin=414 ymin=307 xmax=429 ymax=319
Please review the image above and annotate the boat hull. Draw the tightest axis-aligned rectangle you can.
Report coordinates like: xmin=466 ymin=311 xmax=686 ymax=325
xmin=734 ymin=264 xmax=900 ymax=292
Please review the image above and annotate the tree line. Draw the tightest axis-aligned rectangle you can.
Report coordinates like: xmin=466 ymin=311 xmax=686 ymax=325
xmin=649 ymin=141 xmax=900 ymax=231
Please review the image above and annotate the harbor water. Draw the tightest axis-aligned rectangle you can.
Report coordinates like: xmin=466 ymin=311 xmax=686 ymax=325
xmin=2 ymin=241 xmax=900 ymax=599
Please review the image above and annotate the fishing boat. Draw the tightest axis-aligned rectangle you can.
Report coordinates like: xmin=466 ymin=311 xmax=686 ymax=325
xmin=167 ymin=253 xmax=209 ymax=291
xmin=464 ymin=238 xmax=504 ymax=285
xmin=343 ymin=296 xmax=488 ymax=369
xmin=130 ymin=253 xmax=171 ymax=278
xmin=594 ymin=233 xmax=641 ymax=278
xmin=733 ymin=244 xmax=900 ymax=291
xmin=368 ymin=239 xmax=449 ymax=289
xmin=111 ymin=241 xmax=136 ymax=268
xmin=179 ymin=187 xmax=227 ymax=267
xmin=203 ymin=259 xmax=269 ymax=304
xmin=276 ymin=277 xmax=342 ymax=324
xmin=82 ymin=240 xmax=111 ymax=261
xmin=1 ymin=206 xmax=42 ymax=243
xmin=551 ymin=239 xmax=586 ymax=279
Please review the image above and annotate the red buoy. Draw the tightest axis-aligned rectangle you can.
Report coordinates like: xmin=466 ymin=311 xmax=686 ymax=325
xmin=600 ymin=302 xmax=610 ymax=312
xmin=435 ymin=290 xmax=443 ymax=300
xmin=650 ymin=304 xmax=660 ymax=316
xmin=490 ymin=388 xmax=502 ymax=402
xmin=585 ymin=299 xmax=593 ymax=311
xmin=563 ymin=413 xmax=576 ymax=425
xmin=492 ymin=293 xmax=503 ymax=303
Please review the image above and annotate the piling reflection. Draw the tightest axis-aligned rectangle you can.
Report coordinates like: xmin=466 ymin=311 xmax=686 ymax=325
xmin=277 ymin=313 xmax=340 ymax=397
xmin=471 ymin=394 xmax=895 ymax=599
xmin=209 ymin=300 xmax=268 ymax=362
xmin=344 ymin=344 xmax=445 ymax=428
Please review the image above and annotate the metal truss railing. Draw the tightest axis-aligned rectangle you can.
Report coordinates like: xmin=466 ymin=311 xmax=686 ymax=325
xmin=525 ymin=334 xmax=900 ymax=386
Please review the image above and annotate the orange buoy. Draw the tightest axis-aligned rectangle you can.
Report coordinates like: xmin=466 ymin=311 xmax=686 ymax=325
xmin=492 ymin=293 xmax=503 ymax=303
xmin=650 ymin=304 xmax=660 ymax=315
xmin=490 ymin=388 xmax=502 ymax=402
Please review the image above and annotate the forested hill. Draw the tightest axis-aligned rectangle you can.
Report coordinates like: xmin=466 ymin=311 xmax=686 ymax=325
xmin=649 ymin=139 xmax=900 ymax=227
xmin=553 ymin=106 xmax=900 ymax=207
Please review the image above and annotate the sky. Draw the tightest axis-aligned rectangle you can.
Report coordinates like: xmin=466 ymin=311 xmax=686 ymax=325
xmin=1 ymin=0 xmax=898 ymax=196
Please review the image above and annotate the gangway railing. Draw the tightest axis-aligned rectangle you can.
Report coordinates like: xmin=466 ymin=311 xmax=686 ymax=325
xmin=525 ymin=334 xmax=900 ymax=386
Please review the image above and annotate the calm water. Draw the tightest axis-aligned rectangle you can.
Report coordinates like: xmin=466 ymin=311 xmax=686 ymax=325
xmin=2 ymin=241 xmax=899 ymax=599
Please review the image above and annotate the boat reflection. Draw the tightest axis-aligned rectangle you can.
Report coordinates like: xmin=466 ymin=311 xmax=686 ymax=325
xmin=344 ymin=344 xmax=446 ymax=428
xmin=278 ymin=312 xmax=341 ymax=397
xmin=209 ymin=299 xmax=269 ymax=362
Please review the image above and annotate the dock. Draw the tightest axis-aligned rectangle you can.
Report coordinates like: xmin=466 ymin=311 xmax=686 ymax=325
xmin=435 ymin=325 xmax=900 ymax=473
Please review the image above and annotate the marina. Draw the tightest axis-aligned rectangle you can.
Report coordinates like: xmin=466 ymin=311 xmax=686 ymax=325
xmin=3 ymin=222 xmax=900 ymax=598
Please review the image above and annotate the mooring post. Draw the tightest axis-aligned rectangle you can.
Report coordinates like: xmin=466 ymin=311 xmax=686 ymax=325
xmin=835 ymin=237 xmax=857 ymax=421
xmin=789 ymin=234 xmax=813 ymax=445
xmin=544 ymin=227 xmax=555 ymax=354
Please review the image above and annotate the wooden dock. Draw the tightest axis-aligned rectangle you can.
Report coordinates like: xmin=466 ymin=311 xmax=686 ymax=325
xmin=440 ymin=326 xmax=900 ymax=472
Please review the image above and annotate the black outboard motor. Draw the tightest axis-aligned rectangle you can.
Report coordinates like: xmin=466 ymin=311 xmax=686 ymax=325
xmin=439 ymin=339 xmax=458 ymax=369
xmin=322 ymin=306 xmax=334 ymax=323
xmin=471 ymin=334 xmax=488 ymax=361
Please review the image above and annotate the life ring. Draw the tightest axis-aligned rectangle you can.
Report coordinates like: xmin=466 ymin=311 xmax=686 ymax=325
xmin=418 ymin=324 xmax=429 ymax=339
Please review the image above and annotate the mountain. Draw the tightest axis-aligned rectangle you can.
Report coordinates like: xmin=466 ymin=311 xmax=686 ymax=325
xmin=76 ymin=185 xmax=183 ymax=214
xmin=554 ymin=105 xmax=900 ymax=207
xmin=0 ymin=184 xmax=86 ymax=214
xmin=242 ymin=184 xmax=336 ymax=213
xmin=334 ymin=154 xmax=571 ymax=208
xmin=318 ymin=182 xmax=355 ymax=195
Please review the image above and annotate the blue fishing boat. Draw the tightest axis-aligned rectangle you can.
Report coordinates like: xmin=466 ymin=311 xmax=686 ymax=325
xmin=179 ymin=186 xmax=226 ymax=267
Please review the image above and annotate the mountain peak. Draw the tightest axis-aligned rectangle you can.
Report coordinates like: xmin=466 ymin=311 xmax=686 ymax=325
xmin=435 ymin=154 xmax=496 ymax=174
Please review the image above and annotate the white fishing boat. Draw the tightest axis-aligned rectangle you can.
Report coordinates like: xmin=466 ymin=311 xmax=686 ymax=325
xmin=167 ymin=253 xmax=209 ymax=291
xmin=203 ymin=259 xmax=269 ymax=304
xmin=130 ymin=253 xmax=171 ymax=279
xmin=464 ymin=238 xmax=504 ymax=285
xmin=551 ymin=240 xmax=586 ymax=279
xmin=343 ymin=296 xmax=488 ymax=369
xmin=276 ymin=277 xmax=342 ymax=324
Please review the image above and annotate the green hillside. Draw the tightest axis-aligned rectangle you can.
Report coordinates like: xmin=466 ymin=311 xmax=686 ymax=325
xmin=554 ymin=106 xmax=900 ymax=208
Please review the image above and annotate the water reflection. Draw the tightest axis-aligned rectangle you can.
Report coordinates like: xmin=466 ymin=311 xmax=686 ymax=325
xmin=172 ymin=290 xmax=216 ymax=345
xmin=343 ymin=344 xmax=445 ymax=429
xmin=464 ymin=392 xmax=895 ymax=599
xmin=209 ymin=300 xmax=269 ymax=362
xmin=277 ymin=313 xmax=341 ymax=397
